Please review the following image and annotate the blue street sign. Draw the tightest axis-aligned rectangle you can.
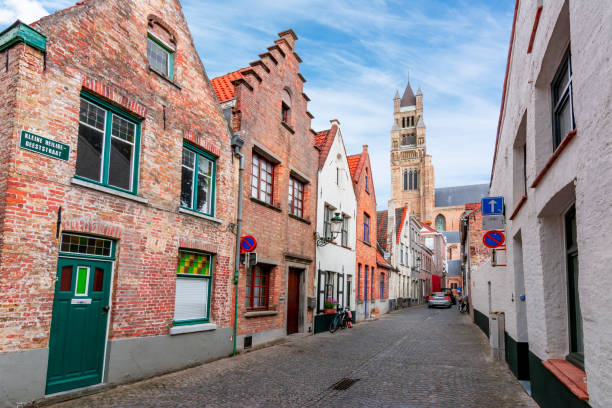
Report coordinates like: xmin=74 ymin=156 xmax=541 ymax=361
xmin=481 ymin=196 xmax=504 ymax=216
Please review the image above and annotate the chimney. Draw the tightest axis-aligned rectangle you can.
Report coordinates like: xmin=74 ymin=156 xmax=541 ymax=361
xmin=277 ymin=29 xmax=298 ymax=50
xmin=330 ymin=119 xmax=340 ymax=127
xmin=363 ymin=144 xmax=368 ymax=151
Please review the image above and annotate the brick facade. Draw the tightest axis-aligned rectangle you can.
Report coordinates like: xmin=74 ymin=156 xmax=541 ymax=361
xmin=212 ymin=30 xmax=318 ymax=347
xmin=348 ymin=146 xmax=384 ymax=318
xmin=0 ymin=0 xmax=236 ymax=401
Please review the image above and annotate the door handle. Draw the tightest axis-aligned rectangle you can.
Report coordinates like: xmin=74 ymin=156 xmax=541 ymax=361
xmin=102 ymin=305 xmax=110 ymax=312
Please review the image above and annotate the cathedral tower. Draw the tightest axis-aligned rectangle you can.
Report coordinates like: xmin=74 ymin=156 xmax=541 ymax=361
xmin=389 ymin=80 xmax=435 ymax=222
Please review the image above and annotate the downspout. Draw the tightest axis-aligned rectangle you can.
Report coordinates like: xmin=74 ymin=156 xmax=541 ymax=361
xmin=231 ymin=134 xmax=245 ymax=357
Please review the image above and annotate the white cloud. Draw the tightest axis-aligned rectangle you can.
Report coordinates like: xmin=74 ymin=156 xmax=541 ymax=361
xmin=0 ymin=0 xmax=49 ymax=24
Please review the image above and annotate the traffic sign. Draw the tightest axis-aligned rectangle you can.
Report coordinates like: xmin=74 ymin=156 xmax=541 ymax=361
xmin=482 ymin=214 xmax=505 ymax=230
xmin=482 ymin=197 xmax=504 ymax=216
xmin=483 ymin=230 xmax=505 ymax=248
xmin=240 ymin=235 xmax=257 ymax=252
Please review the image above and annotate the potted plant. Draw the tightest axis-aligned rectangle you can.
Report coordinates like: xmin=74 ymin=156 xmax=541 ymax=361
xmin=324 ymin=297 xmax=337 ymax=314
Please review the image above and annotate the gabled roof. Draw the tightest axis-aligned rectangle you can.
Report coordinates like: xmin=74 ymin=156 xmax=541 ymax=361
xmin=395 ymin=207 xmax=407 ymax=244
xmin=442 ymin=230 xmax=460 ymax=244
xmin=400 ymin=80 xmax=417 ymax=107
xmin=211 ymin=70 xmax=245 ymax=103
xmin=314 ymin=125 xmax=338 ymax=169
xmin=376 ymin=210 xmax=388 ymax=251
xmin=434 ymin=184 xmax=489 ymax=207
xmin=420 ymin=222 xmax=437 ymax=234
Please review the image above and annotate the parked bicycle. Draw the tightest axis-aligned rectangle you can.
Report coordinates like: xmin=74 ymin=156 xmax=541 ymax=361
xmin=459 ymin=296 xmax=469 ymax=313
xmin=329 ymin=307 xmax=352 ymax=333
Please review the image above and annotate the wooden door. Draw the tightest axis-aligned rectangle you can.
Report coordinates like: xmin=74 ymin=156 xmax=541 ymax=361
xmin=286 ymin=268 xmax=301 ymax=334
xmin=46 ymin=258 xmax=112 ymax=394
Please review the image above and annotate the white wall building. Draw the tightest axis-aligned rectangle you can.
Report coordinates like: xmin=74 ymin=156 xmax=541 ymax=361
xmin=313 ymin=121 xmax=357 ymax=320
xmin=471 ymin=1 xmax=612 ymax=407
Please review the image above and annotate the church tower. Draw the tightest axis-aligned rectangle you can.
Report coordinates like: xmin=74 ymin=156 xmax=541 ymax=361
xmin=389 ymin=80 xmax=435 ymax=222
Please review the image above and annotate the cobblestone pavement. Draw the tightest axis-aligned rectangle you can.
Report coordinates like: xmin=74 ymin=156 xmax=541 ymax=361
xmin=49 ymin=306 xmax=537 ymax=408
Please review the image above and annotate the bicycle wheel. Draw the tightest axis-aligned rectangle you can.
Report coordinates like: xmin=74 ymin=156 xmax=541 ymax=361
xmin=329 ymin=315 xmax=340 ymax=333
xmin=340 ymin=316 xmax=347 ymax=330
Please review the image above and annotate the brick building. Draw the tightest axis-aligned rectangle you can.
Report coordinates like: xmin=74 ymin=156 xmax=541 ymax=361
xmin=420 ymin=222 xmax=446 ymax=293
xmin=211 ymin=30 xmax=318 ymax=349
xmin=348 ymin=146 xmax=386 ymax=320
xmin=0 ymin=0 xmax=236 ymax=404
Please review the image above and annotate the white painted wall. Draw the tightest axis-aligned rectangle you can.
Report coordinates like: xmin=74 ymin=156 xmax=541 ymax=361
xmin=314 ymin=126 xmax=357 ymax=311
xmin=472 ymin=1 xmax=612 ymax=406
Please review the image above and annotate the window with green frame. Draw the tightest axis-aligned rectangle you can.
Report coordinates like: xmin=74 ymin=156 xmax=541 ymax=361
xmin=174 ymin=250 xmax=213 ymax=325
xmin=75 ymin=94 xmax=141 ymax=194
xmin=180 ymin=143 xmax=216 ymax=216
xmin=147 ymin=35 xmax=173 ymax=79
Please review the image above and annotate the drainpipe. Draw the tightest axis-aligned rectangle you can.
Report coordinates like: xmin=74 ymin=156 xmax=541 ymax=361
xmin=231 ymin=134 xmax=245 ymax=357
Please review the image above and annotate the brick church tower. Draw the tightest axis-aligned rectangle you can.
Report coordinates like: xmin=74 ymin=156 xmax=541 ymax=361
xmin=389 ymin=80 xmax=435 ymax=222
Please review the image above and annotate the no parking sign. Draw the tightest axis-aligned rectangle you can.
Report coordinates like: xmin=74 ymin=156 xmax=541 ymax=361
xmin=240 ymin=235 xmax=257 ymax=252
xmin=483 ymin=230 xmax=505 ymax=248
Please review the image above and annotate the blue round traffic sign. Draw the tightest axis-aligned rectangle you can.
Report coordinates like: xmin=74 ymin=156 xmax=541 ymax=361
xmin=240 ymin=235 xmax=257 ymax=252
xmin=483 ymin=230 xmax=505 ymax=248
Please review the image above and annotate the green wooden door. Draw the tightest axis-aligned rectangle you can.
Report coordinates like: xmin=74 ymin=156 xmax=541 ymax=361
xmin=46 ymin=258 xmax=113 ymax=394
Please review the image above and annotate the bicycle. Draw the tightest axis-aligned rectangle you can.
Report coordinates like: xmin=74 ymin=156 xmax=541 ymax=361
xmin=459 ymin=299 xmax=469 ymax=313
xmin=329 ymin=307 xmax=350 ymax=333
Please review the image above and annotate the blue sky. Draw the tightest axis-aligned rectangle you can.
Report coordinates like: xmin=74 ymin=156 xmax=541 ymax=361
xmin=1 ymin=0 xmax=514 ymax=208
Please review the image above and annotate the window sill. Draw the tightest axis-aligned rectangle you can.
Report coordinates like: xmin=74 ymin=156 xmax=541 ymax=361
xmin=530 ymin=129 xmax=577 ymax=188
xmin=71 ymin=178 xmax=148 ymax=204
xmin=149 ymin=66 xmax=182 ymax=90
xmin=244 ymin=310 xmax=278 ymax=318
xmin=280 ymin=121 xmax=295 ymax=134
xmin=249 ymin=196 xmax=282 ymax=212
xmin=288 ymin=213 xmax=311 ymax=224
xmin=542 ymin=359 xmax=589 ymax=401
xmin=169 ymin=322 xmax=217 ymax=335
xmin=178 ymin=207 xmax=222 ymax=224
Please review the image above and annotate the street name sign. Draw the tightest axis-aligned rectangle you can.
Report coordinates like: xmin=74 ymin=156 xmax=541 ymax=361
xmin=20 ymin=130 xmax=70 ymax=161
xmin=481 ymin=197 xmax=504 ymax=216
xmin=483 ymin=230 xmax=505 ymax=249
xmin=483 ymin=214 xmax=505 ymax=230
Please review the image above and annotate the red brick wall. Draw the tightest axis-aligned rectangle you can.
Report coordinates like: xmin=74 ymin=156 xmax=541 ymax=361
xmin=466 ymin=203 xmax=489 ymax=269
xmin=0 ymin=0 xmax=235 ymax=352
xmin=352 ymin=148 xmax=381 ymax=301
xmin=229 ymin=32 xmax=318 ymax=336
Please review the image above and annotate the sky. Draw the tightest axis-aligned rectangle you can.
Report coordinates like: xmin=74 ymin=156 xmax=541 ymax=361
xmin=0 ymin=0 xmax=515 ymax=209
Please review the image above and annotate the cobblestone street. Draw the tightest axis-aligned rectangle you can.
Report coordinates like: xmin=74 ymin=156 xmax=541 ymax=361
xmin=48 ymin=306 xmax=536 ymax=408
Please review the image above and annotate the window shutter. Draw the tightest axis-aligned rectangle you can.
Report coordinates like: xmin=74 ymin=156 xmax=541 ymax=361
xmin=318 ymin=271 xmax=326 ymax=312
xmin=337 ymin=274 xmax=344 ymax=308
xmin=174 ymin=277 xmax=208 ymax=321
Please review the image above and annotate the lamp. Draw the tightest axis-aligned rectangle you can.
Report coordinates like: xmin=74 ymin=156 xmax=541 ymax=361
xmin=316 ymin=212 xmax=343 ymax=246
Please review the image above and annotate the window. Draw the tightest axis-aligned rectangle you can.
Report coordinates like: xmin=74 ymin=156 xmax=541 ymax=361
xmin=281 ymin=89 xmax=291 ymax=124
xmin=552 ymin=49 xmax=574 ymax=150
xmin=76 ymin=96 xmax=140 ymax=194
xmin=403 ymin=170 xmax=408 ymax=190
xmin=174 ymin=250 xmax=212 ymax=325
xmin=370 ymin=267 xmax=374 ymax=300
xmin=251 ymin=154 xmax=274 ymax=204
xmin=451 ymin=283 xmax=457 ymax=289
xmin=60 ymin=233 xmax=113 ymax=258
xmin=288 ymin=177 xmax=304 ymax=218
xmin=380 ymin=272 xmax=385 ymax=299
xmin=181 ymin=144 xmax=216 ymax=216
xmin=565 ymin=205 xmax=583 ymax=367
xmin=336 ymin=274 xmax=344 ymax=308
xmin=246 ymin=265 xmax=270 ymax=310
xmin=363 ymin=213 xmax=370 ymax=243
xmin=413 ymin=170 xmax=419 ymax=190
xmin=341 ymin=215 xmax=349 ymax=246
xmin=365 ymin=173 xmax=369 ymax=192
xmin=435 ymin=214 xmax=446 ymax=232
xmin=346 ymin=276 xmax=352 ymax=309
xmin=364 ymin=265 xmax=369 ymax=301
xmin=147 ymin=36 xmax=173 ymax=78
xmin=357 ymin=264 xmax=361 ymax=301
xmin=409 ymin=170 xmax=413 ymax=190
xmin=324 ymin=206 xmax=333 ymax=240
xmin=400 ymin=247 xmax=404 ymax=265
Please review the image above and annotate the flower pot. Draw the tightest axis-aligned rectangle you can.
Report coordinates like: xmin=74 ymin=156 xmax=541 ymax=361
xmin=324 ymin=308 xmax=336 ymax=314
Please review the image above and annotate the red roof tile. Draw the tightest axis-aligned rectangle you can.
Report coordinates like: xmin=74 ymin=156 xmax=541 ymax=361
xmin=211 ymin=70 xmax=244 ymax=103
xmin=420 ymin=221 xmax=437 ymax=233
xmin=376 ymin=251 xmax=392 ymax=269
xmin=396 ymin=207 xmax=407 ymax=244
xmin=347 ymin=154 xmax=360 ymax=178
xmin=315 ymin=125 xmax=338 ymax=169
xmin=376 ymin=210 xmax=388 ymax=251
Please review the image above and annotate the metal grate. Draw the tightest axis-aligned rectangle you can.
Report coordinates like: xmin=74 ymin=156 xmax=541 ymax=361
xmin=330 ymin=378 xmax=360 ymax=390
